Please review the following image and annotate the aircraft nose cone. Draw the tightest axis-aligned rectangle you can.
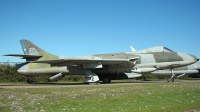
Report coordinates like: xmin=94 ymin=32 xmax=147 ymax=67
xmin=190 ymin=54 xmax=199 ymax=62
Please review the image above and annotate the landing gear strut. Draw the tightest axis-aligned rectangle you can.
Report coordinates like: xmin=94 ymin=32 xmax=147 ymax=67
xmin=167 ymin=69 xmax=175 ymax=82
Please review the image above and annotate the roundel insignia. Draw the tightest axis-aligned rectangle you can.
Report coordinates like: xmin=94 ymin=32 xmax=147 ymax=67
xmin=154 ymin=55 xmax=158 ymax=58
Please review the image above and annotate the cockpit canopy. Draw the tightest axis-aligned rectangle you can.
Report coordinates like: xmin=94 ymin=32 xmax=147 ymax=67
xmin=136 ymin=46 xmax=174 ymax=53
xmin=144 ymin=46 xmax=173 ymax=52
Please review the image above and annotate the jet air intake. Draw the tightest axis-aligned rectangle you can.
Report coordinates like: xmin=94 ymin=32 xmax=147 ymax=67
xmin=50 ymin=72 xmax=64 ymax=81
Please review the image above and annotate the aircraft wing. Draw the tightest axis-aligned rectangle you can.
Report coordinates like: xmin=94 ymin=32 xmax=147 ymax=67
xmin=28 ymin=57 xmax=139 ymax=67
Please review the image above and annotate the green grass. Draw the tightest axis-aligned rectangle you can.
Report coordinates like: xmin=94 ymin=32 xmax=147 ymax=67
xmin=0 ymin=82 xmax=200 ymax=112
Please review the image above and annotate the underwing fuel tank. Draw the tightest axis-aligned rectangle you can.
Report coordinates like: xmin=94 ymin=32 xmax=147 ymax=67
xmin=50 ymin=72 xmax=64 ymax=81
xmin=115 ymin=73 xmax=142 ymax=79
xmin=132 ymin=68 xmax=157 ymax=73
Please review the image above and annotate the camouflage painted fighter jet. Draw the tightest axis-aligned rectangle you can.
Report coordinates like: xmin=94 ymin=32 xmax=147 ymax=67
xmin=4 ymin=39 xmax=199 ymax=84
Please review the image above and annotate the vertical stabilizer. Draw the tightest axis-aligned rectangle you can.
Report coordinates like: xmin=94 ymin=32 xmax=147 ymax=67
xmin=20 ymin=39 xmax=59 ymax=61
xmin=19 ymin=39 xmax=59 ymax=69
xmin=20 ymin=40 xmax=40 ymax=55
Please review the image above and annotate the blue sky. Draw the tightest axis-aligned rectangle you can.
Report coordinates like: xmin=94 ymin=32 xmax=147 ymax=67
xmin=0 ymin=0 xmax=200 ymax=62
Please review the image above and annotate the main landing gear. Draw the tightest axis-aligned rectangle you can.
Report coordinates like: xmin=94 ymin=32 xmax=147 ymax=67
xmin=85 ymin=70 xmax=100 ymax=85
xmin=102 ymin=77 xmax=111 ymax=83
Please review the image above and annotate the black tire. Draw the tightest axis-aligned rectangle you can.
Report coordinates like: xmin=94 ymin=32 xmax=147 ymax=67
xmin=103 ymin=77 xmax=111 ymax=83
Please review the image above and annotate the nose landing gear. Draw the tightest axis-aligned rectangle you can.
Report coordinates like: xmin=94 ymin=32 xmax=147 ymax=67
xmin=167 ymin=69 xmax=175 ymax=82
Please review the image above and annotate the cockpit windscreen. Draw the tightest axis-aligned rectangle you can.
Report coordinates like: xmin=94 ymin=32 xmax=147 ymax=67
xmin=163 ymin=47 xmax=174 ymax=52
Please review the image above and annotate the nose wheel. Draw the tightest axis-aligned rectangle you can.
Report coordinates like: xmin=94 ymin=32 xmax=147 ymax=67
xmin=167 ymin=69 xmax=175 ymax=82
xmin=167 ymin=76 xmax=174 ymax=82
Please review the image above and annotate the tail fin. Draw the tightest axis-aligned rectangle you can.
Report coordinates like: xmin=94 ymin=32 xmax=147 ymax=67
xmin=4 ymin=39 xmax=59 ymax=70
xmin=20 ymin=39 xmax=59 ymax=61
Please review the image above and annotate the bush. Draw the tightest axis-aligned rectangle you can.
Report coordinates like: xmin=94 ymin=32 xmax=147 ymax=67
xmin=0 ymin=63 xmax=26 ymax=82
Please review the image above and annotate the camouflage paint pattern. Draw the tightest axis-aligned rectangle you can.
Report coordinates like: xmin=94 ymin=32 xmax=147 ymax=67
xmin=5 ymin=40 xmax=199 ymax=81
xmin=20 ymin=40 xmax=59 ymax=69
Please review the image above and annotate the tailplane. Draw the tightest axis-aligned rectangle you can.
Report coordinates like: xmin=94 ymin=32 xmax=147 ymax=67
xmin=4 ymin=39 xmax=59 ymax=61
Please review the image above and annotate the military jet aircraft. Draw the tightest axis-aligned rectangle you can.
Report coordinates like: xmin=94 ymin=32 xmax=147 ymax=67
xmin=4 ymin=39 xmax=199 ymax=84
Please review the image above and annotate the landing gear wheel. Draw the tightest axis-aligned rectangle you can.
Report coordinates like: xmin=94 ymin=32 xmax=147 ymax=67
xmin=167 ymin=77 xmax=174 ymax=82
xmin=89 ymin=82 xmax=100 ymax=85
xmin=103 ymin=77 xmax=111 ymax=83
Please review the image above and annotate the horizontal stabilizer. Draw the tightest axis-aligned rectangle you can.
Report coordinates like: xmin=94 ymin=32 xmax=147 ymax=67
xmin=3 ymin=54 xmax=42 ymax=59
